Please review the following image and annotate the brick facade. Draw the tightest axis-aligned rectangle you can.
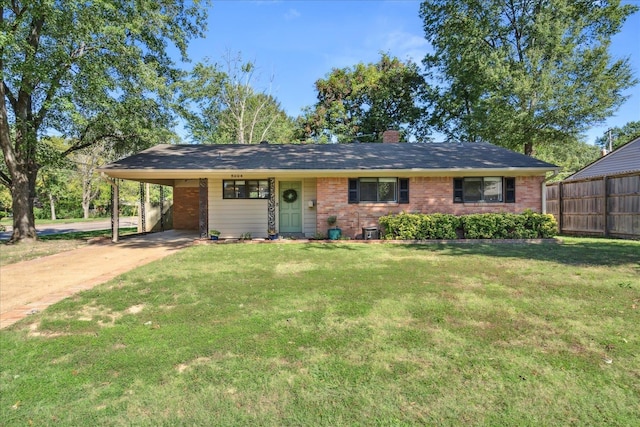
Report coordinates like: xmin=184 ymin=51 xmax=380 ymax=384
xmin=173 ymin=187 xmax=200 ymax=230
xmin=316 ymin=176 xmax=545 ymax=238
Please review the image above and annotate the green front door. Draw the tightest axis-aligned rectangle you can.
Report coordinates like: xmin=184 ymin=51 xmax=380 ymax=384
xmin=279 ymin=181 xmax=302 ymax=233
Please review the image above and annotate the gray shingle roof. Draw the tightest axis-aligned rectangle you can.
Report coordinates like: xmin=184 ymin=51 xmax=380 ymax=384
xmin=566 ymin=137 xmax=640 ymax=180
xmin=101 ymin=142 xmax=557 ymax=172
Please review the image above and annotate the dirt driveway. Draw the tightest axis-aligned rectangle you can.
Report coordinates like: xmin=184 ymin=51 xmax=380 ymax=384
xmin=0 ymin=230 xmax=198 ymax=329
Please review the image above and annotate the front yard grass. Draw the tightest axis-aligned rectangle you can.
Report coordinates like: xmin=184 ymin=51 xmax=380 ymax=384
xmin=1 ymin=238 xmax=638 ymax=425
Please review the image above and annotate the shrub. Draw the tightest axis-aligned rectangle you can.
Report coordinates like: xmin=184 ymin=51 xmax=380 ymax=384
xmin=523 ymin=210 xmax=558 ymax=238
xmin=379 ymin=212 xmax=460 ymax=240
xmin=34 ymin=207 xmax=49 ymax=220
xmin=379 ymin=211 xmax=557 ymax=240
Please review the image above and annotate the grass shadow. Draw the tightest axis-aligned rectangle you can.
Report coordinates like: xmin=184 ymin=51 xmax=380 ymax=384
xmin=401 ymin=237 xmax=639 ymax=268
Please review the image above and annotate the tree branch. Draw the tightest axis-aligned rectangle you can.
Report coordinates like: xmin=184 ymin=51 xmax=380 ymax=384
xmin=36 ymin=42 xmax=96 ymax=129
xmin=0 ymin=170 xmax=11 ymax=188
xmin=2 ymin=81 xmax=18 ymax=112
xmin=61 ymin=133 xmax=128 ymax=157
xmin=9 ymin=1 xmax=27 ymax=20
xmin=34 ymin=66 xmax=69 ymax=129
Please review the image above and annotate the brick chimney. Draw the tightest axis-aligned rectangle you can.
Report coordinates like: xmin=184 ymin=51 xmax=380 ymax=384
xmin=382 ymin=129 xmax=400 ymax=143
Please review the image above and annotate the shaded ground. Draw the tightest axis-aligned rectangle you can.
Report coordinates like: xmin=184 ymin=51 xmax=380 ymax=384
xmin=0 ymin=217 xmax=138 ymax=240
xmin=0 ymin=230 xmax=197 ymax=328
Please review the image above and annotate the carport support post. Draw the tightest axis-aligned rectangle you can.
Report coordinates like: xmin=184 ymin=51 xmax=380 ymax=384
xmin=160 ymin=185 xmax=165 ymax=231
xmin=110 ymin=179 xmax=120 ymax=243
xmin=268 ymin=177 xmax=276 ymax=233
xmin=199 ymin=178 xmax=208 ymax=238
xmin=139 ymin=182 xmax=146 ymax=233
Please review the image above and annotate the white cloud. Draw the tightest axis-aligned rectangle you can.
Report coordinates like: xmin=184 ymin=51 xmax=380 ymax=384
xmin=378 ymin=30 xmax=431 ymax=63
xmin=284 ymin=8 xmax=301 ymax=20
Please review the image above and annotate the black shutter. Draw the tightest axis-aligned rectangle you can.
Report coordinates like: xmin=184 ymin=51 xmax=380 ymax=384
xmin=453 ymin=178 xmax=464 ymax=203
xmin=348 ymin=179 xmax=359 ymax=203
xmin=505 ymin=177 xmax=516 ymax=203
xmin=399 ymin=178 xmax=409 ymax=203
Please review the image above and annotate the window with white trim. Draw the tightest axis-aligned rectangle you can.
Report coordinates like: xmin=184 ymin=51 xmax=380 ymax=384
xmin=348 ymin=178 xmax=409 ymax=203
xmin=453 ymin=177 xmax=515 ymax=203
xmin=223 ymin=180 xmax=269 ymax=199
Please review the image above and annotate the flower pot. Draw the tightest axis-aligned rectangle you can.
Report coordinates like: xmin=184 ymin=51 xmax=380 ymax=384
xmin=210 ymin=235 xmax=219 ymax=240
xmin=268 ymin=233 xmax=279 ymax=240
xmin=328 ymin=228 xmax=342 ymax=240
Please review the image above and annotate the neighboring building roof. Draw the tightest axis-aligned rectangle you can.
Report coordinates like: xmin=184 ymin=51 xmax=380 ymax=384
xmin=566 ymin=137 xmax=640 ymax=181
xmin=100 ymin=142 xmax=557 ymax=179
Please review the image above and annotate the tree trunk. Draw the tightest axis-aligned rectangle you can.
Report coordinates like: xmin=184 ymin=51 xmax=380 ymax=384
xmin=49 ymin=192 xmax=57 ymax=221
xmin=10 ymin=170 xmax=37 ymax=242
xmin=524 ymin=142 xmax=534 ymax=156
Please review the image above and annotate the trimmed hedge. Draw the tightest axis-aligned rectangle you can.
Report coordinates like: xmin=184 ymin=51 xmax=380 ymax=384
xmin=379 ymin=211 xmax=558 ymax=240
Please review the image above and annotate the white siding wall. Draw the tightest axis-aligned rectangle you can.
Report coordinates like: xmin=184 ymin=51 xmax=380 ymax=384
xmin=302 ymin=178 xmax=317 ymax=237
xmin=207 ymin=177 xmax=317 ymax=238
xmin=208 ymin=179 xmax=268 ymax=238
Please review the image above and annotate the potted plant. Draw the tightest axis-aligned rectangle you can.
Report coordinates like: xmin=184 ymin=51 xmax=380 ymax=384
xmin=209 ymin=229 xmax=221 ymax=240
xmin=327 ymin=215 xmax=342 ymax=240
xmin=268 ymin=228 xmax=278 ymax=240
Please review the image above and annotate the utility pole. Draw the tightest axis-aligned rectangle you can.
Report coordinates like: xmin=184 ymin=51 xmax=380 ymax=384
xmin=608 ymin=129 xmax=613 ymax=153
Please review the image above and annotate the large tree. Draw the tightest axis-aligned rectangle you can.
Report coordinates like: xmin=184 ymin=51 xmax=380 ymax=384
xmin=178 ymin=54 xmax=296 ymax=144
xmin=534 ymin=138 xmax=600 ymax=181
xmin=301 ymin=53 xmax=426 ymax=143
xmin=1 ymin=0 xmax=207 ymax=242
xmin=419 ymin=0 xmax=638 ymax=154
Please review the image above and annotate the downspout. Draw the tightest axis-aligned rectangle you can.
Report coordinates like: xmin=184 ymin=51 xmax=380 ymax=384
xmin=541 ymin=169 xmax=560 ymax=214
xmin=103 ymin=175 xmax=120 ymax=243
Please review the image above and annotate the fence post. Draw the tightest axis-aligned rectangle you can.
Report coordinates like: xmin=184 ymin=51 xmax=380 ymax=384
xmin=603 ymin=176 xmax=608 ymax=238
xmin=558 ymin=182 xmax=563 ymax=234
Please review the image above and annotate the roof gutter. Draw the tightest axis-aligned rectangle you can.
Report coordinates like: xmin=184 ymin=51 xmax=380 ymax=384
xmin=97 ymin=167 xmax=558 ymax=180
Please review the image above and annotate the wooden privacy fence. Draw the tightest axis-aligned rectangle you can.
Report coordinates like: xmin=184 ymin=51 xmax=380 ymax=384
xmin=546 ymin=173 xmax=640 ymax=239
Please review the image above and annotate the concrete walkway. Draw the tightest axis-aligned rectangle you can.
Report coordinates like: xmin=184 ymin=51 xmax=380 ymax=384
xmin=0 ymin=230 xmax=198 ymax=329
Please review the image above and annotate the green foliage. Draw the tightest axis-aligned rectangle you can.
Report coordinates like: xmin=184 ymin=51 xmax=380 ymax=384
xmin=379 ymin=212 xmax=460 ymax=240
xmin=0 ymin=184 xmax=12 ymax=213
xmin=419 ymin=0 xmax=638 ymax=154
xmin=1 ymin=0 xmax=208 ymax=241
xmin=379 ymin=211 xmax=557 ymax=240
xmin=534 ymin=139 xmax=600 ymax=181
xmin=177 ymin=54 xmax=296 ymax=144
xmin=300 ymin=53 xmax=426 ymax=142
xmin=594 ymin=120 xmax=640 ymax=151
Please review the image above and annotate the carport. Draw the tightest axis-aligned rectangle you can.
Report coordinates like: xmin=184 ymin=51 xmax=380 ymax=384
xmin=104 ymin=177 xmax=198 ymax=243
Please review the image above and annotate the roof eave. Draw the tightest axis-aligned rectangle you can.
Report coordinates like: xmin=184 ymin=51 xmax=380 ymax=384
xmin=99 ymin=166 xmax=558 ymax=181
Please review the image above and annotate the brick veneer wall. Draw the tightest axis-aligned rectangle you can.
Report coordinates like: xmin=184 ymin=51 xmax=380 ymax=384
xmin=173 ymin=187 xmax=200 ymax=230
xmin=316 ymin=176 xmax=545 ymax=238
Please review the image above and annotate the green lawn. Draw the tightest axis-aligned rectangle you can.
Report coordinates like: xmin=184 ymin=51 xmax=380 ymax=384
xmin=1 ymin=238 xmax=638 ymax=426
xmin=0 ymin=216 xmax=111 ymax=226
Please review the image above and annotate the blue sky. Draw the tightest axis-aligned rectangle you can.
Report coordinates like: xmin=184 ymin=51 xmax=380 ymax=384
xmin=184 ymin=0 xmax=640 ymax=144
